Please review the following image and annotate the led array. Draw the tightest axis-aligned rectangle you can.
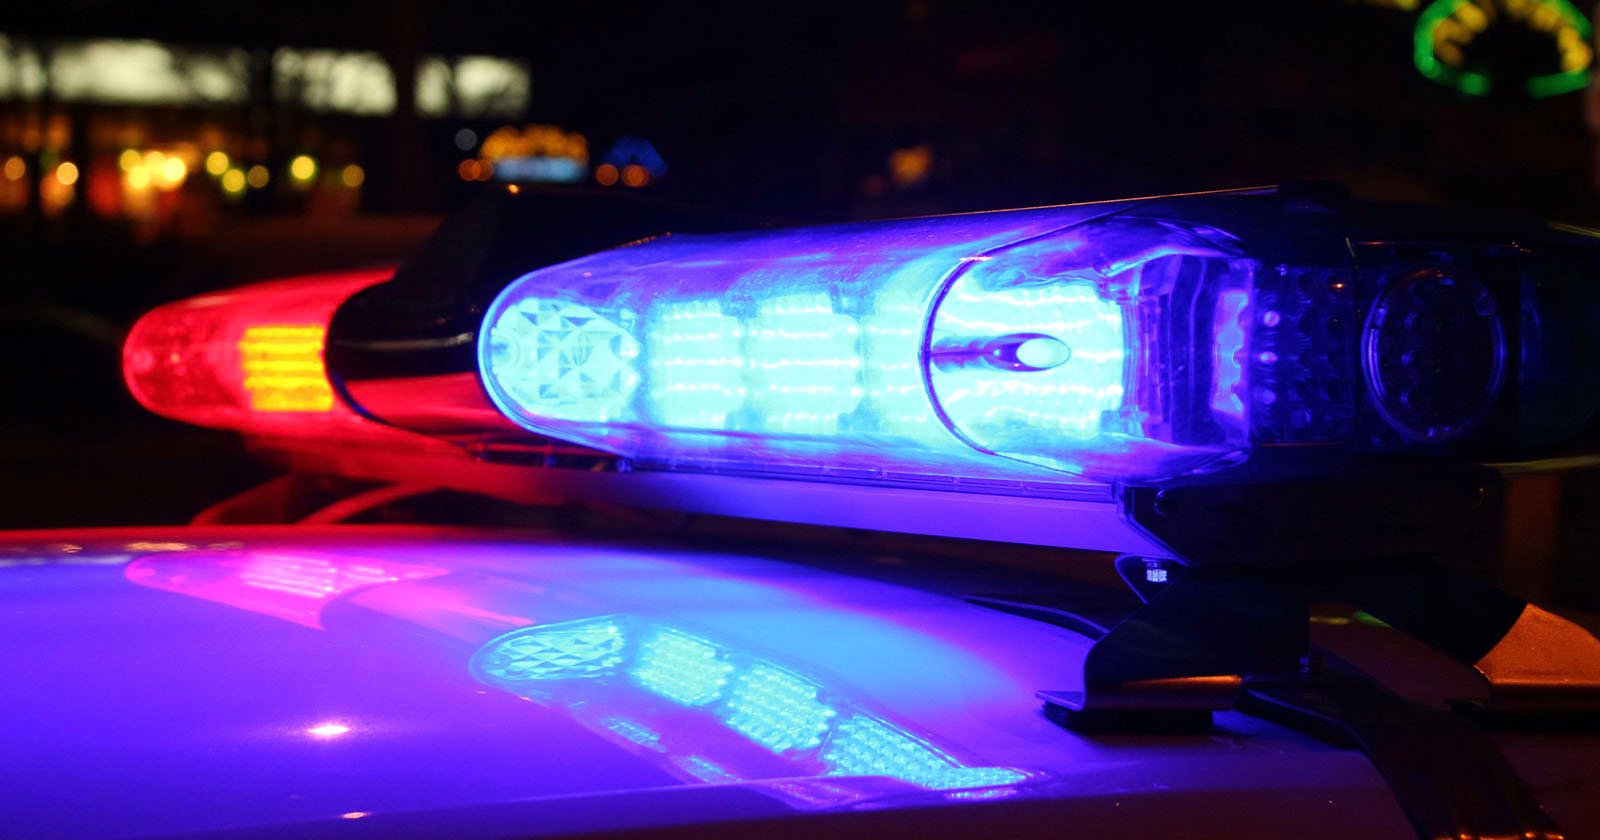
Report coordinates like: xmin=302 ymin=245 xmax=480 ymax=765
xmin=491 ymin=293 xmax=894 ymax=434
xmin=485 ymin=281 xmax=1126 ymax=445
xmin=237 ymin=324 xmax=333 ymax=412
xmin=746 ymin=294 xmax=864 ymax=432
xmin=647 ymin=301 xmax=746 ymax=427
xmin=861 ymin=291 xmax=942 ymax=441
xmin=929 ymin=279 xmax=1126 ymax=463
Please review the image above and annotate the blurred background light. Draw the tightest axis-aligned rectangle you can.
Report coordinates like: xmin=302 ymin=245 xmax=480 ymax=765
xmin=220 ymin=167 xmax=246 ymax=196
xmin=288 ymin=154 xmax=317 ymax=185
xmin=0 ymin=36 xmax=249 ymax=105
xmin=204 ymin=151 xmax=230 ymax=177
xmin=158 ymin=156 xmax=186 ymax=190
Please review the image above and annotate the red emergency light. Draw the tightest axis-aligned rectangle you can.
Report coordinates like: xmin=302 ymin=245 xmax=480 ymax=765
xmin=122 ymin=269 xmax=392 ymax=438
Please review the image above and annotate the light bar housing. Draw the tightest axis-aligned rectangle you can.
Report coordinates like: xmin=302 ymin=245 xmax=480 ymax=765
xmin=123 ymin=269 xmax=392 ymax=437
xmin=478 ymin=188 xmax=1600 ymax=485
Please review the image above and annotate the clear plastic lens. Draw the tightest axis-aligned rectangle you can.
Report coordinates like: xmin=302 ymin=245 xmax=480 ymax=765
xmin=486 ymin=298 xmax=642 ymax=423
xmin=479 ymin=203 xmax=1256 ymax=481
xmin=926 ymin=219 xmax=1253 ymax=477
xmin=927 ymin=273 xmax=1128 ymax=460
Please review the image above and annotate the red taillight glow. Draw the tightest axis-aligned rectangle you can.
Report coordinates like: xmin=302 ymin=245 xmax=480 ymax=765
xmin=123 ymin=270 xmax=389 ymax=435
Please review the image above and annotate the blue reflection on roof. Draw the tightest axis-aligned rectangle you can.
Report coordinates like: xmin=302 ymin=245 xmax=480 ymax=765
xmin=471 ymin=614 xmax=1031 ymax=804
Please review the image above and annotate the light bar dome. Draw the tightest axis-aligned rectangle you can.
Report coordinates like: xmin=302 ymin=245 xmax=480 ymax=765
xmin=478 ymin=198 xmax=1258 ymax=482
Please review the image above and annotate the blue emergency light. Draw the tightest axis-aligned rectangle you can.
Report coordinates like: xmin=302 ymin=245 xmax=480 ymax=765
xmin=476 ymin=189 xmax=1600 ymax=486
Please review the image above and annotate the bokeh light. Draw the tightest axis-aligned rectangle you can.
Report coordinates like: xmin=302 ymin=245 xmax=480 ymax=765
xmin=289 ymin=154 xmax=317 ymax=184
xmin=158 ymin=156 xmax=187 ymax=190
xmin=246 ymin=165 xmax=270 ymax=189
xmin=340 ymin=164 xmax=365 ymax=188
xmin=55 ymin=162 xmax=79 ymax=186
xmin=221 ymin=168 xmax=247 ymax=196
xmin=205 ymin=151 xmax=230 ymax=177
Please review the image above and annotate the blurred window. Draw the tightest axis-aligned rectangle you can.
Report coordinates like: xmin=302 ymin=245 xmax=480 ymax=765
xmin=0 ymin=35 xmax=528 ymax=119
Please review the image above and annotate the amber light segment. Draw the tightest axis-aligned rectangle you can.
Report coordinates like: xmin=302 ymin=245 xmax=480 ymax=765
xmin=122 ymin=268 xmax=392 ymax=433
xmin=238 ymin=324 xmax=334 ymax=412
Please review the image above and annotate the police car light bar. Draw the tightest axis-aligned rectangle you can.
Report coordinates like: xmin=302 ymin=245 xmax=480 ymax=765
xmin=478 ymin=189 xmax=1600 ymax=486
xmin=119 ymin=188 xmax=1600 ymax=546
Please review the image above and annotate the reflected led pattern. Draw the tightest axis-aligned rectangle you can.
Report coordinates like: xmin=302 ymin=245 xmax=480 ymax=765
xmin=123 ymin=269 xmax=391 ymax=435
xmin=236 ymin=553 xmax=419 ymax=599
xmin=723 ymin=664 xmax=836 ymax=753
xmin=473 ymin=616 xmax=626 ymax=682
xmin=824 ymin=715 xmax=1024 ymax=791
xmin=480 ymin=201 xmax=1258 ymax=482
xmin=631 ymin=627 xmax=733 ymax=706
xmin=126 ymin=550 xmax=447 ymax=628
xmin=471 ymin=616 xmax=1030 ymax=801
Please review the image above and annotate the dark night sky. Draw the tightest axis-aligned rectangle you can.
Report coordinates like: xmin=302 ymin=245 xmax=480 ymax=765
xmin=5 ymin=0 xmax=1592 ymax=216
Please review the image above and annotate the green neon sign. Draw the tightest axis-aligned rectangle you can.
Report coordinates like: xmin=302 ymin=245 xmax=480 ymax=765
xmin=1415 ymin=0 xmax=1594 ymax=97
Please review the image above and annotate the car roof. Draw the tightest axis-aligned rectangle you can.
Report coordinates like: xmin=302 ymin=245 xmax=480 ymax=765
xmin=0 ymin=524 xmax=1438 ymax=839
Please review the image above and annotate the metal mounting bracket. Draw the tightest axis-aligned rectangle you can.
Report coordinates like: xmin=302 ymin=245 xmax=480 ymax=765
xmin=1036 ymin=468 xmax=1600 ymax=725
